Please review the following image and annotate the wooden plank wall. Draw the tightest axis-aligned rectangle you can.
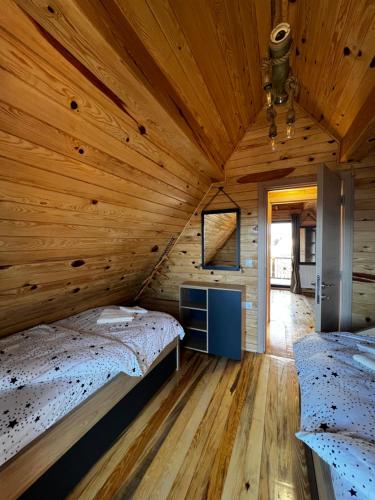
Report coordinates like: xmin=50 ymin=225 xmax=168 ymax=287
xmin=0 ymin=1 xmax=216 ymax=336
xmin=351 ymin=156 xmax=375 ymax=330
xmin=144 ymin=106 xmax=341 ymax=350
xmin=1 ymin=0 xmax=374 ymax=340
xmin=145 ymin=102 xmax=375 ymax=347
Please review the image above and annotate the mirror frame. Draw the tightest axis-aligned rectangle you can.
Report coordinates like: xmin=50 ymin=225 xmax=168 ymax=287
xmin=299 ymin=225 xmax=316 ymax=265
xmin=201 ymin=208 xmax=241 ymax=271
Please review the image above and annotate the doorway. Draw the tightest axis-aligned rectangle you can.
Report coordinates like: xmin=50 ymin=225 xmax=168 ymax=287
xmin=270 ymin=221 xmax=292 ymax=288
xmin=257 ymin=167 xmax=354 ymax=355
xmin=267 ymin=187 xmax=317 ymax=357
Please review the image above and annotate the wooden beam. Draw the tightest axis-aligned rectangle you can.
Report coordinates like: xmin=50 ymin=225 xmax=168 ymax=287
xmin=340 ymin=88 xmax=375 ymax=162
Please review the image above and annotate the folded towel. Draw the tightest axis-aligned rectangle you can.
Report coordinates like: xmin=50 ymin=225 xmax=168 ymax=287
xmin=357 ymin=342 xmax=375 ymax=356
xmin=119 ymin=306 xmax=148 ymax=315
xmin=353 ymin=353 xmax=375 ymax=371
xmin=97 ymin=309 xmax=134 ymax=325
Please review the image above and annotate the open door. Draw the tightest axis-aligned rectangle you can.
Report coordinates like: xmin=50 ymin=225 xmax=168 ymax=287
xmin=315 ymin=165 xmax=342 ymax=332
xmin=266 ymin=197 xmax=272 ymax=324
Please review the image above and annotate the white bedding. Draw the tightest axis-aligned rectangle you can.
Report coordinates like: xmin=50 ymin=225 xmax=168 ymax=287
xmin=294 ymin=333 xmax=375 ymax=499
xmin=0 ymin=307 xmax=184 ymax=466
xmin=55 ymin=307 xmax=184 ymax=374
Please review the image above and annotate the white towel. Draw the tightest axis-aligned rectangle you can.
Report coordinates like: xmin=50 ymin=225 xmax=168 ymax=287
xmin=97 ymin=309 xmax=134 ymax=325
xmin=357 ymin=342 xmax=375 ymax=356
xmin=353 ymin=353 xmax=375 ymax=371
xmin=119 ymin=306 xmax=148 ymax=315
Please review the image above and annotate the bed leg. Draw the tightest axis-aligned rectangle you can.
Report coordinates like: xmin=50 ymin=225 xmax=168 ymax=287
xmin=176 ymin=338 xmax=180 ymax=371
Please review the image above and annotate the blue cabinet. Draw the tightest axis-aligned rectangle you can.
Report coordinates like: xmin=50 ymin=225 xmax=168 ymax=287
xmin=208 ymin=289 xmax=242 ymax=360
xmin=180 ymin=282 xmax=243 ymax=361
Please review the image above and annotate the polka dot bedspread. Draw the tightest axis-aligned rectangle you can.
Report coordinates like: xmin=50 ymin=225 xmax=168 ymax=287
xmin=0 ymin=306 xmax=184 ymax=467
xmin=293 ymin=332 xmax=375 ymax=499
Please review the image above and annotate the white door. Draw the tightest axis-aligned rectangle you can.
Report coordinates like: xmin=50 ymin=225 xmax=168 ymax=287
xmin=315 ymin=165 xmax=342 ymax=331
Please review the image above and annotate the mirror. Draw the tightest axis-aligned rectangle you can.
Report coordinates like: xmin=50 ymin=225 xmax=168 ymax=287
xmin=201 ymin=208 xmax=240 ymax=270
xmin=300 ymin=226 xmax=316 ymax=264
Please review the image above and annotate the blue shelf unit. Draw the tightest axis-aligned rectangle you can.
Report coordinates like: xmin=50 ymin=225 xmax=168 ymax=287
xmin=179 ymin=282 xmax=243 ymax=361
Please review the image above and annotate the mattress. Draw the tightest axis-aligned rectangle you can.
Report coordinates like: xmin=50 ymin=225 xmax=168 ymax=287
xmin=0 ymin=306 xmax=184 ymax=466
xmin=294 ymin=333 xmax=375 ymax=499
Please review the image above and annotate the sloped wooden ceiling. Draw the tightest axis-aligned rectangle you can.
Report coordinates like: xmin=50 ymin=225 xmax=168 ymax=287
xmin=20 ymin=0 xmax=374 ymax=164
xmin=15 ymin=0 xmax=268 ymax=172
xmin=285 ymin=0 xmax=375 ymax=161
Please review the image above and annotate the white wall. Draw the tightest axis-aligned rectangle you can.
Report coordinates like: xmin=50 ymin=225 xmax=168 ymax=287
xmin=300 ymin=264 xmax=315 ymax=290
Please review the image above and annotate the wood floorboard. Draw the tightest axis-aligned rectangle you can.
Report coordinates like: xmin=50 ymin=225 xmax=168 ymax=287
xmin=69 ymin=350 xmax=310 ymax=500
xmin=267 ymin=289 xmax=315 ymax=358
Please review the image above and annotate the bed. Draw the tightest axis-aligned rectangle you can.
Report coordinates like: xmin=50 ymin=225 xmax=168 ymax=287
xmin=0 ymin=306 xmax=184 ymax=498
xmin=294 ymin=331 xmax=375 ymax=500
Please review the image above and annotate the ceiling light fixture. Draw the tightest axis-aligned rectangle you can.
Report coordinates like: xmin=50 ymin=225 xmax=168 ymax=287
xmin=262 ymin=22 xmax=299 ymax=150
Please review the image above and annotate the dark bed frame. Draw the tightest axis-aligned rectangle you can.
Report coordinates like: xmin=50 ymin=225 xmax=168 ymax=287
xmin=299 ymin=386 xmax=336 ymax=500
xmin=22 ymin=347 xmax=177 ymax=499
xmin=305 ymin=445 xmax=336 ymax=500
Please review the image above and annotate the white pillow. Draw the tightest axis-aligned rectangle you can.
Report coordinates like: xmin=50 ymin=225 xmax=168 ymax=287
xmin=119 ymin=306 xmax=148 ymax=315
xmin=97 ymin=310 xmax=134 ymax=324
xmin=357 ymin=342 xmax=375 ymax=356
xmin=356 ymin=326 xmax=375 ymax=336
xmin=353 ymin=353 xmax=375 ymax=371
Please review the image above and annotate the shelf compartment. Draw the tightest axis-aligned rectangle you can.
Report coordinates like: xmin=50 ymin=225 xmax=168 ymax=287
xmin=180 ymin=304 xmax=207 ymax=311
xmin=180 ymin=308 xmax=207 ymax=332
xmin=184 ymin=322 xmax=207 ymax=332
xmin=180 ymin=287 xmax=207 ymax=310
xmin=183 ymin=329 xmax=207 ymax=353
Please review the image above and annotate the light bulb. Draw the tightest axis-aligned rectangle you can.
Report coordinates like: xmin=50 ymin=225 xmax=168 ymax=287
xmin=270 ymin=137 xmax=276 ymax=151
xmin=266 ymin=90 xmax=272 ymax=107
xmin=286 ymin=123 xmax=294 ymax=139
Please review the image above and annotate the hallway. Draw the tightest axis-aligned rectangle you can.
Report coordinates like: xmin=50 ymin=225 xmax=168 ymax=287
xmin=267 ymin=289 xmax=315 ymax=358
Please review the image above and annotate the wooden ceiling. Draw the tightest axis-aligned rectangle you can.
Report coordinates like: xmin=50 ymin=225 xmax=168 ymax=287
xmin=15 ymin=0 xmax=375 ymax=167
xmin=272 ymin=201 xmax=317 ymax=224
xmin=14 ymin=0 xmax=267 ymax=179
xmin=286 ymin=0 xmax=375 ymax=161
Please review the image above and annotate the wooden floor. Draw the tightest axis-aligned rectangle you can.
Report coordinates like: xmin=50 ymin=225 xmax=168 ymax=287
xmin=69 ymin=350 xmax=310 ymax=500
xmin=267 ymin=289 xmax=315 ymax=358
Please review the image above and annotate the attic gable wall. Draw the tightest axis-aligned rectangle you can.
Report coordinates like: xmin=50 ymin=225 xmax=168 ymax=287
xmin=144 ymin=106 xmax=341 ymax=351
xmin=145 ymin=101 xmax=375 ymax=346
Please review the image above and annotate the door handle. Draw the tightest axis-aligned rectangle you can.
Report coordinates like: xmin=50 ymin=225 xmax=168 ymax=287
xmin=321 ymin=282 xmax=335 ymax=289
xmin=321 ymin=294 xmax=330 ymax=301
